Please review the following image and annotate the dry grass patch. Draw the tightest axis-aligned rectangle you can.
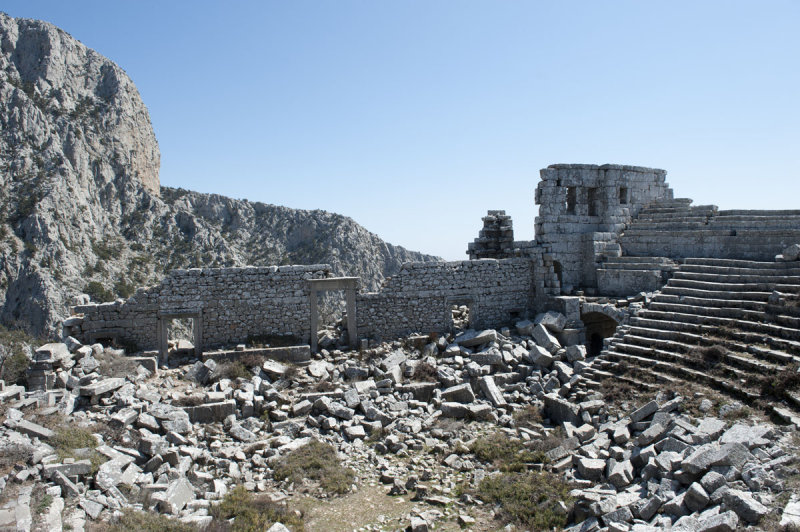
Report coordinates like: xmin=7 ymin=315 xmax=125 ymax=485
xmin=475 ymin=471 xmax=572 ymax=530
xmin=411 ymin=361 xmax=438 ymax=382
xmin=512 ymin=404 xmax=543 ymax=429
xmin=470 ymin=432 xmax=547 ymax=472
xmin=51 ymin=426 xmax=104 ymax=473
xmin=273 ymin=440 xmax=355 ymax=495
xmin=687 ymin=345 xmax=728 ymax=370
xmin=208 ymin=485 xmax=303 ymax=531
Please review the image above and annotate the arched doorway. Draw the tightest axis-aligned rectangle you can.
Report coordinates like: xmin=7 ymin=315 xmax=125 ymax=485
xmin=581 ymin=311 xmax=618 ymax=356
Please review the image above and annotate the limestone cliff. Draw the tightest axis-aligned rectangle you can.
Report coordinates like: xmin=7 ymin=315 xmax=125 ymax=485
xmin=0 ymin=13 xmax=439 ymax=337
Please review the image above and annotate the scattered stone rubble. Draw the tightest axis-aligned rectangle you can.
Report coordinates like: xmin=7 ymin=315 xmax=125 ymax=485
xmin=0 ymin=313 xmax=798 ymax=531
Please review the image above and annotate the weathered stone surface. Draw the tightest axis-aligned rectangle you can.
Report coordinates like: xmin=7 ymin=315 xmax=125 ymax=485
xmin=719 ymin=424 xmax=773 ymax=449
xmin=79 ymin=378 xmax=125 ymax=397
xmin=478 ymin=376 xmax=506 ymax=407
xmin=544 ymin=393 xmax=580 ymax=425
xmin=455 ymin=329 xmax=497 ymax=348
xmin=576 ymin=457 xmax=605 ymax=481
xmin=629 ymin=400 xmax=658 ymax=423
xmin=533 ymin=324 xmax=561 ymax=353
xmin=441 ymin=384 xmax=475 ymax=404
xmin=723 ymin=489 xmax=768 ymax=524
xmin=534 ymin=311 xmax=567 ymax=333
xmin=161 ymin=477 xmax=194 ymax=514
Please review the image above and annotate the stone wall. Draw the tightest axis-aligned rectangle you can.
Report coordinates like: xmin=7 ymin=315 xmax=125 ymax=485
xmin=355 ymin=259 xmax=536 ymax=341
xmin=71 ymin=265 xmax=331 ymax=351
xmin=534 ymin=164 xmax=673 ymax=292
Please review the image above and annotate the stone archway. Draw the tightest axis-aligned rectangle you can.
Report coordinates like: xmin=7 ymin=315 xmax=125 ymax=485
xmin=580 ymin=302 xmax=625 ymax=357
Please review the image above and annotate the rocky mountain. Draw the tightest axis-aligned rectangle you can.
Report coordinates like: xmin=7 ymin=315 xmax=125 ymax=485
xmin=0 ymin=13 xmax=439 ymax=338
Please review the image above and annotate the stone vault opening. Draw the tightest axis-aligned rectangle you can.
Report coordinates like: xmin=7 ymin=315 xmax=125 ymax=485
xmin=581 ymin=311 xmax=618 ymax=357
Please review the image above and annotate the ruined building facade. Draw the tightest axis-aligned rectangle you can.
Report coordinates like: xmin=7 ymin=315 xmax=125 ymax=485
xmin=66 ymin=164 xmax=800 ymax=359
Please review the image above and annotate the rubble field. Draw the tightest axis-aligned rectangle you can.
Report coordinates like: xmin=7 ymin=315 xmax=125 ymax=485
xmin=1 ymin=313 xmax=799 ymax=532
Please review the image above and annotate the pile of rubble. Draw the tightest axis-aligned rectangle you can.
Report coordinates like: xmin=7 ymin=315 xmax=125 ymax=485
xmin=0 ymin=311 xmax=798 ymax=531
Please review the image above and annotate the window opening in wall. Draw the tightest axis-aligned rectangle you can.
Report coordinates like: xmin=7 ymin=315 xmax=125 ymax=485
xmin=450 ymin=303 xmax=471 ymax=333
xmin=168 ymin=317 xmax=195 ymax=354
xmin=316 ymin=290 xmax=348 ymax=351
xmin=566 ymin=187 xmax=576 ymax=214
xmin=553 ymin=261 xmax=563 ymax=286
xmin=619 ymin=187 xmax=628 ymax=205
xmin=581 ymin=312 xmax=618 ymax=356
xmin=588 ymin=187 xmax=598 ymax=216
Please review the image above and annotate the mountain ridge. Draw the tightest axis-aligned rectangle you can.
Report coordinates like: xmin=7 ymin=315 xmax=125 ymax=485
xmin=0 ymin=12 xmax=440 ymax=337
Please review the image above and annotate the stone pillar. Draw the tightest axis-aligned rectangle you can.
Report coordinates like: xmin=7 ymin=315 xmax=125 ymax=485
xmin=157 ymin=317 xmax=168 ymax=366
xmin=345 ymin=287 xmax=357 ymax=349
xmin=309 ymin=290 xmax=318 ymax=352
xmin=193 ymin=311 xmax=203 ymax=357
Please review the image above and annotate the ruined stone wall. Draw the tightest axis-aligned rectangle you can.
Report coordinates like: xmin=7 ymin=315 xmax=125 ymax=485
xmin=71 ymin=265 xmax=331 ymax=351
xmin=535 ymin=164 xmax=673 ymax=292
xmin=356 ymin=259 xmax=536 ymax=341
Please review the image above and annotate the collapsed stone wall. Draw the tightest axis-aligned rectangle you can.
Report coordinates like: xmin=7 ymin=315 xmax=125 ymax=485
xmin=535 ymin=164 xmax=673 ymax=292
xmin=70 ymin=265 xmax=331 ymax=351
xmin=355 ymin=258 xmax=537 ymax=341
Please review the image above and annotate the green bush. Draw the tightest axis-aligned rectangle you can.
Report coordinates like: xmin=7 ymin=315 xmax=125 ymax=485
xmin=0 ymin=325 xmax=36 ymax=385
xmin=273 ymin=440 xmax=354 ymax=495
xmin=114 ymin=279 xmax=136 ymax=299
xmin=470 ymin=432 xmax=547 ymax=472
xmin=107 ymin=508 xmax=193 ymax=532
xmin=210 ymin=485 xmax=303 ymax=531
xmin=0 ymin=350 xmax=29 ymax=385
xmin=214 ymin=361 xmax=251 ymax=381
xmin=52 ymin=426 xmax=104 ymax=473
xmin=512 ymin=405 xmax=544 ymax=428
xmin=84 ymin=281 xmax=115 ymax=303
xmin=477 ymin=471 xmax=572 ymax=530
xmin=91 ymin=240 xmax=121 ymax=261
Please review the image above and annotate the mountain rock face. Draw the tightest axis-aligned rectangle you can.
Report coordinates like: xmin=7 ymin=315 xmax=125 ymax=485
xmin=0 ymin=13 xmax=438 ymax=338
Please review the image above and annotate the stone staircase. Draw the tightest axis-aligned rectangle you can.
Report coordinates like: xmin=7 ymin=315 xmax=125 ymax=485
xmin=575 ymin=257 xmax=800 ymax=422
xmin=618 ymin=199 xmax=800 ymax=261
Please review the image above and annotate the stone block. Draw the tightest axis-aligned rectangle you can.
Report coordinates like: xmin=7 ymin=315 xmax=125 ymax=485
xmin=441 ymin=384 xmax=475 ymax=404
xmin=533 ymin=324 xmax=561 ymax=353
xmin=161 ymin=477 xmax=194 ymax=514
xmin=478 ymin=376 xmax=506 ymax=407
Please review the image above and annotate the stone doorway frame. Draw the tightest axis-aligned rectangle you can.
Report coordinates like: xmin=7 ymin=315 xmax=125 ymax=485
xmin=157 ymin=309 xmax=203 ymax=364
xmin=307 ymin=277 xmax=359 ymax=352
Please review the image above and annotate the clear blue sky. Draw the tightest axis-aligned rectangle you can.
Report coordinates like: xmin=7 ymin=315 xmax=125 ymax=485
xmin=4 ymin=2 xmax=800 ymax=260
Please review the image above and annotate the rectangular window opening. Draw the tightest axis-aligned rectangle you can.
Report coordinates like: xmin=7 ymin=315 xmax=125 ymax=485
xmin=588 ymin=187 xmax=598 ymax=216
xmin=619 ymin=187 xmax=628 ymax=205
xmin=566 ymin=187 xmax=577 ymax=215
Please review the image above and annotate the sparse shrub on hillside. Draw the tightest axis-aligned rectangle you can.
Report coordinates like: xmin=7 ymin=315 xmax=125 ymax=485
xmin=476 ymin=471 xmax=572 ymax=530
xmin=209 ymin=485 xmax=303 ymax=531
xmin=688 ymin=345 xmax=728 ymax=369
xmin=105 ymin=508 xmax=193 ymax=532
xmin=114 ymin=279 xmax=135 ymax=299
xmin=51 ymin=426 xmax=104 ymax=473
xmin=756 ymin=363 xmax=800 ymax=402
xmin=91 ymin=239 xmax=121 ymax=261
xmin=0 ymin=325 xmax=37 ymax=385
xmin=512 ymin=405 xmax=544 ymax=429
xmin=412 ymin=361 xmax=438 ymax=382
xmin=273 ymin=439 xmax=354 ymax=495
xmin=213 ymin=361 xmax=251 ymax=382
xmin=84 ymin=281 xmax=115 ymax=303
xmin=470 ymin=432 xmax=547 ymax=472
